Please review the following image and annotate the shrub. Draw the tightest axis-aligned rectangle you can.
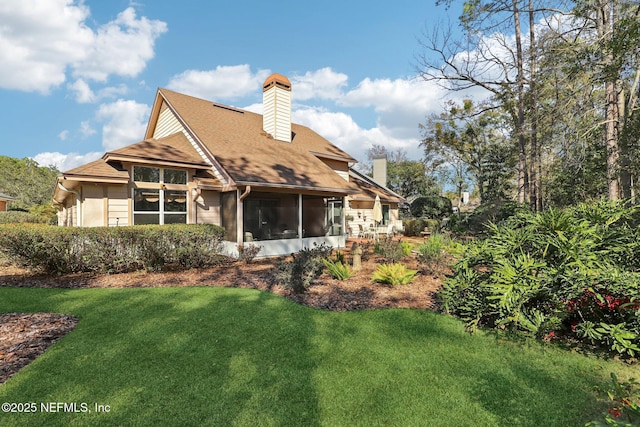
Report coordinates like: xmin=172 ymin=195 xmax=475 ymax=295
xmin=437 ymin=200 xmax=640 ymax=357
xmin=374 ymin=236 xmax=404 ymax=263
xmin=409 ymin=195 xmax=452 ymax=219
xmin=0 ymin=223 xmax=226 ymax=274
xmin=403 ymin=218 xmax=441 ymax=237
xmin=372 ymin=263 xmax=418 ymax=286
xmin=237 ymin=244 xmax=262 ymax=263
xmin=450 ymin=200 xmax=529 ymax=236
xmin=273 ymin=243 xmax=333 ymax=294
xmin=323 ymin=258 xmax=352 ymax=280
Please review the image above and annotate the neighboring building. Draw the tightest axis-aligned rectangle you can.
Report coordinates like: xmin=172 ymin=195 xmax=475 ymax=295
xmin=53 ymin=74 xmax=403 ymax=257
xmin=345 ymin=162 xmax=404 ymax=236
xmin=0 ymin=193 xmax=14 ymax=212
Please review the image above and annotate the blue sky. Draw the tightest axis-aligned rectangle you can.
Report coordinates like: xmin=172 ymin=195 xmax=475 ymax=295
xmin=0 ymin=0 xmax=465 ymax=171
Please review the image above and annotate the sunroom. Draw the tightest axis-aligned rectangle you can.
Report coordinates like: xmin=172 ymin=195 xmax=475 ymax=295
xmin=220 ymin=189 xmax=349 ymax=258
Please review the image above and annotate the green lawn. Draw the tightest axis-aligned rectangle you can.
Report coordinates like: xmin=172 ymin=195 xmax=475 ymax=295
xmin=0 ymin=286 xmax=632 ymax=426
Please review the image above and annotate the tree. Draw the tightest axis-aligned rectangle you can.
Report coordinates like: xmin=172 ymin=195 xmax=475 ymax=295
xmin=363 ymin=145 xmax=438 ymax=199
xmin=419 ymin=0 xmax=640 ymax=206
xmin=418 ymin=0 xmax=540 ymax=204
xmin=421 ymin=99 xmax=516 ymax=204
xmin=0 ymin=156 xmax=59 ymax=211
xmin=534 ymin=0 xmax=640 ymax=201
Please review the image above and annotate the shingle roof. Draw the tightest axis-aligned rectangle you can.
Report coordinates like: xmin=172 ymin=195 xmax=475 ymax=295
xmin=348 ymin=169 xmax=405 ymax=204
xmin=105 ymin=132 xmax=209 ymax=167
xmin=158 ymin=88 xmax=358 ymax=193
xmin=61 ymin=159 xmax=129 ymax=182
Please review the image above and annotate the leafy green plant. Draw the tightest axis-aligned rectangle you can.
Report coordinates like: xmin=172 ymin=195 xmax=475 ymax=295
xmin=587 ymin=373 xmax=640 ymax=426
xmin=372 ymin=263 xmax=418 ymax=286
xmin=323 ymin=258 xmax=352 ymax=280
xmin=594 ymin=323 xmax=640 ymax=357
xmin=400 ymin=242 xmax=414 ymax=256
xmin=437 ymin=200 xmax=640 ymax=356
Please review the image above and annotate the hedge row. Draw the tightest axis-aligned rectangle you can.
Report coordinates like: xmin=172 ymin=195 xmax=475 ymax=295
xmin=0 ymin=224 xmax=226 ymax=274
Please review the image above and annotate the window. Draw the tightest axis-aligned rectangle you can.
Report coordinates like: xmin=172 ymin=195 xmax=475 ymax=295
xmin=132 ymin=166 xmax=188 ymax=225
xmin=134 ymin=166 xmax=160 ymax=183
xmin=164 ymin=169 xmax=187 ymax=185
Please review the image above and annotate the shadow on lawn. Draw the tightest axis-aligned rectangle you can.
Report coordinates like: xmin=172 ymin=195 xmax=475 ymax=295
xmin=0 ymin=288 xmax=322 ymax=426
xmin=320 ymin=309 xmax=606 ymax=426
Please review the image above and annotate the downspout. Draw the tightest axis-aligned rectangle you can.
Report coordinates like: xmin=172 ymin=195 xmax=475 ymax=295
xmin=237 ymin=186 xmax=251 ymax=245
xmin=239 ymin=185 xmax=251 ymax=201
xmin=57 ymin=182 xmax=82 ymax=226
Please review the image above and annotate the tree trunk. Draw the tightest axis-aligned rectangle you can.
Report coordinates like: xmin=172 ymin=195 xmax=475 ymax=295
xmin=598 ymin=1 xmax=621 ymax=200
xmin=514 ymin=0 xmax=528 ymax=204
xmin=528 ymin=0 xmax=541 ymax=210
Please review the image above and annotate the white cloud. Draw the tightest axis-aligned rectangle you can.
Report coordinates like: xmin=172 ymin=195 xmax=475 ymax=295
xmin=290 ymin=67 xmax=348 ymax=101
xmin=0 ymin=2 xmax=166 ymax=94
xmin=292 ymin=106 xmax=422 ymax=164
xmin=73 ymin=7 xmax=167 ymax=82
xmin=68 ymin=79 xmax=95 ymax=103
xmin=58 ymin=130 xmax=69 ymax=141
xmin=68 ymin=79 xmax=129 ymax=103
xmin=341 ymin=77 xmax=447 ymax=138
xmin=96 ymin=99 xmax=150 ymax=151
xmin=79 ymin=120 xmax=96 ymax=138
xmin=167 ymin=65 xmax=272 ymax=101
xmin=32 ymin=151 xmax=103 ymax=171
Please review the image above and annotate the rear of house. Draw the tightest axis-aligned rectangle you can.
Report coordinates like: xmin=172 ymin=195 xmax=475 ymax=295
xmin=53 ymin=74 xmax=403 ymax=257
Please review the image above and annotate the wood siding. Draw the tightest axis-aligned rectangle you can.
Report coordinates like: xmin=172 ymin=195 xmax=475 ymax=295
xmin=154 ymin=105 xmax=211 ymax=166
xmin=108 ymin=185 xmax=129 ymax=226
xmin=262 ymin=86 xmax=291 ymax=142
xmin=0 ymin=200 xmax=6 ymax=212
xmin=196 ymin=190 xmax=221 ymax=225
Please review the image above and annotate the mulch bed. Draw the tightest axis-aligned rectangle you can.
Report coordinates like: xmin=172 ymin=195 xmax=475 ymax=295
xmin=0 ymin=240 xmax=446 ymax=384
xmin=0 ymin=313 xmax=78 ymax=385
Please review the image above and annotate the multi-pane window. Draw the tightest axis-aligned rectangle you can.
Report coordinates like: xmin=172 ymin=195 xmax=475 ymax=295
xmin=132 ymin=166 xmax=188 ymax=225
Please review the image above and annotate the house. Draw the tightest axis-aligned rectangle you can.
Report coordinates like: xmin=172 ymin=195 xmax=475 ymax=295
xmin=345 ymin=156 xmax=404 ymax=236
xmin=53 ymin=74 xmax=403 ymax=257
xmin=0 ymin=193 xmax=14 ymax=212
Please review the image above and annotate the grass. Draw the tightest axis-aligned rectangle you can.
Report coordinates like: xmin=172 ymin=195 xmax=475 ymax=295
xmin=0 ymin=286 xmax=634 ymax=426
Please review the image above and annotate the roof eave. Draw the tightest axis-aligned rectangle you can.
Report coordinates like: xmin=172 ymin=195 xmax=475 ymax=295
xmin=59 ymin=174 xmax=129 ymax=184
xmin=311 ymin=151 xmax=357 ymax=164
xmin=235 ymin=180 xmax=359 ymax=196
xmin=103 ymin=153 xmax=210 ymax=169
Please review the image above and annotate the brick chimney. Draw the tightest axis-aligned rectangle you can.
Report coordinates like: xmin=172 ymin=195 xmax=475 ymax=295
xmin=262 ymin=73 xmax=292 ymax=142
